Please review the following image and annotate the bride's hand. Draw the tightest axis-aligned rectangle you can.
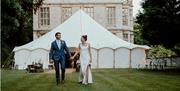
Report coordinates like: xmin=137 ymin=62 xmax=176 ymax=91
xmin=70 ymin=56 xmax=74 ymax=60
xmin=89 ymin=62 xmax=92 ymax=66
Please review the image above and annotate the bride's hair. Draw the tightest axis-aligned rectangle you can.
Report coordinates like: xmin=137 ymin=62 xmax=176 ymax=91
xmin=82 ymin=35 xmax=87 ymax=41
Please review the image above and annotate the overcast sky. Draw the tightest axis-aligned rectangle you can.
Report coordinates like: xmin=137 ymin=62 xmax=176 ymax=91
xmin=133 ymin=0 xmax=143 ymax=17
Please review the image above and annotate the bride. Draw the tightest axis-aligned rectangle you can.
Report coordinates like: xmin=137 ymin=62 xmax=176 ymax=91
xmin=71 ymin=35 xmax=93 ymax=85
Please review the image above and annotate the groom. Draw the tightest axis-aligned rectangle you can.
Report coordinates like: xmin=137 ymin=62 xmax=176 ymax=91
xmin=49 ymin=32 xmax=71 ymax=85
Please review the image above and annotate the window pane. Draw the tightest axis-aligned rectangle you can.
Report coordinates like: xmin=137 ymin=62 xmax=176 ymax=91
xmin=61 ymin=7 xmax=72 ymax=23
xmin=39 ymin=7 xmax=50 ymax=26
xmin=122 ymin=8 xmax=128 ymax=26
xmin=83 ymin=7 xmax=94 ymax=18
xmin=106 ymin=7 xmax=116 ymax=27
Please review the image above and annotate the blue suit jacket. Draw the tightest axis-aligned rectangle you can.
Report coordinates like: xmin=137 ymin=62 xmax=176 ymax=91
xmin=49 ymin=40 xmax=71 ymax=62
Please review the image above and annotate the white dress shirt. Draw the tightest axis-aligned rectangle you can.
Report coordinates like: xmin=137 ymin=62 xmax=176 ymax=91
xmin=56 ymin=40 xmax=61 ymax=49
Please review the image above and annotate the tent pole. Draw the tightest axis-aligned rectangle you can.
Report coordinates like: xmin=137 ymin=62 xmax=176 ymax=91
xmin=80 ymin=7 xmax=83 ymax=35
xmin=97 ymin=49 xmax=99 ymax=68
xmin=113 ymin=49 xmax=115 ymax=68
xmin=129 ymin=49 xmax=132 ymax=68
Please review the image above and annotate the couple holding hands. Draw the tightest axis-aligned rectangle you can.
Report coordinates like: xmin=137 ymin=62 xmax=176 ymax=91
xmin=49 ymin=32 xmax=93 ymax=86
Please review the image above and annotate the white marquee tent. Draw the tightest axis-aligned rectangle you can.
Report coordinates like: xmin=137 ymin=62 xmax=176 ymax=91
xmin=13 ymin=10 xmax=150 ymax=69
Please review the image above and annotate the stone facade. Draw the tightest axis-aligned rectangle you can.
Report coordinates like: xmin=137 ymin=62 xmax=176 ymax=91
xmin=33 ymin=0 xmax=134 ymax=43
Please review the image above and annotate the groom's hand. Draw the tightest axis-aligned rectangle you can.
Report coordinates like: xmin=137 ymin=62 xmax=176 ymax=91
xmin=49 ymin=59 xmax=54 ymax=64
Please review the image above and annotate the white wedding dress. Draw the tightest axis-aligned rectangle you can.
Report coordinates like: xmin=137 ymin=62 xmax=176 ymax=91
xmin=79 ymin=43 xmax=93 ymax=84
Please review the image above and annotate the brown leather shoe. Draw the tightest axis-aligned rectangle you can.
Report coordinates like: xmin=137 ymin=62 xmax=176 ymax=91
xmin=61 ymin=80 xmax=65 ymax=84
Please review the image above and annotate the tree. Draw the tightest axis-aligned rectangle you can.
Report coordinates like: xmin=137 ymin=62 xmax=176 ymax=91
xmin=136 ymin=0 xmax=180 ymax=49
xmin=1 ymin=0 xmax=44 ymax=66
xmin=133 ymin=20 xmax=149 ymax=45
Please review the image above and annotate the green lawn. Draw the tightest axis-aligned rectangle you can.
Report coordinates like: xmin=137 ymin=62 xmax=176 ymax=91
xmin=1 ymin=69 xmax=180 ymax=91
